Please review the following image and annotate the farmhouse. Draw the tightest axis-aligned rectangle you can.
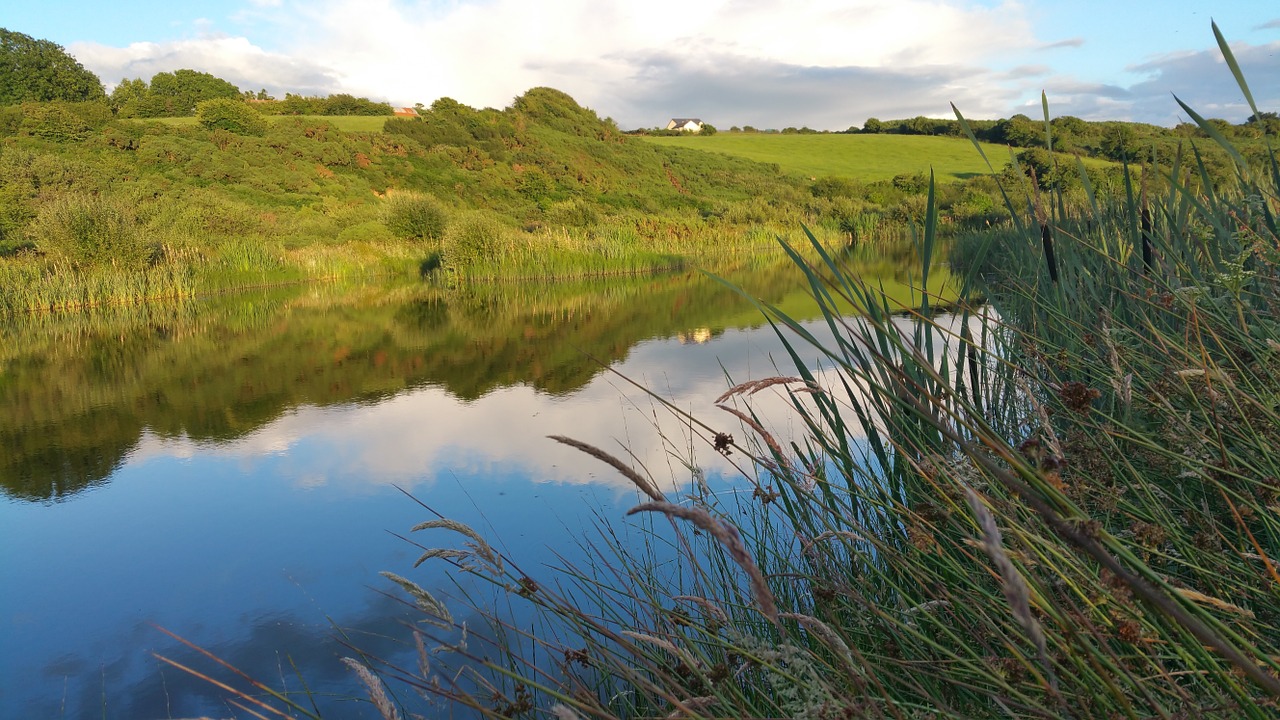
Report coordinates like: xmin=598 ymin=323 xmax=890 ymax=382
xmin=665 ymin=118 xmax=703 ymax=133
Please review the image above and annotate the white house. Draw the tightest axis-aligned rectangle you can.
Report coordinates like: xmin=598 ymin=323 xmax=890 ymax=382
xmin=665 ymin=118 xmax=703 ymax=133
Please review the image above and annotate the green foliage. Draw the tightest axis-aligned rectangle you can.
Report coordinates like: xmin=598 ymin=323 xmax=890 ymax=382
xmin=0 ymin=28 xmax=105 ymax=104
xmin=136 ymin=69 xmax=242 ymax=117
xmin=254 ymin=93 xmax=393 ymax=116
xmin=28 ymin=192 xmax=151 ymax=268
xmin=108 ymin=77 xmax=149 ymax=117
xmin=511 ymin=87 xmax=614 ymax=138
xmin=381 ymin=191 xmax=449 ymax=240
xmin=196 ymin=98 xmax=267 ymax=135
xmin=440 ymin=211 xmax=511 ymax=272
xmin=19 ymin=102 xmax=89 ymax=141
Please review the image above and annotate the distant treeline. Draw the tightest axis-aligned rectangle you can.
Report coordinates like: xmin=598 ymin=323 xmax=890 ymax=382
xmin=109 ymin=70 xmax=393 ymax=118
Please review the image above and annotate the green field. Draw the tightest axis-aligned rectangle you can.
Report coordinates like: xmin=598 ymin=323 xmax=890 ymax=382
xmin=644 ymin=133 xmax=1034 ymax=183
xmin=137 ymin=115 xmax=392 ymax=132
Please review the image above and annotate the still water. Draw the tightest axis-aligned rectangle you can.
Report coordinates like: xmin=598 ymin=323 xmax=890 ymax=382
xmin=0 ymin=261 xmax=896 ymax=718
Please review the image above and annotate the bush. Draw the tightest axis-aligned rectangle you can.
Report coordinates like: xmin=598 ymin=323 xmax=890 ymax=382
xmin=441 ymin=211 xmax=511 ymax=271
xmin=336 ymin=220 xmax=396 ymax=244
xmin=196 ymin=99 xmax=267 ymax=136
xmin=28 ymin=192 xmax=150 ymax=268
xmin=382 ymin=192 xmax=449 ymax=240
xmin=19 ymin=102 xmax=94 ymax=142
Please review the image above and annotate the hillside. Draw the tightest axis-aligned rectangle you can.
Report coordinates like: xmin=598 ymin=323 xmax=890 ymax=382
xmin=1 ymin=84 xmax=1206 ymax=313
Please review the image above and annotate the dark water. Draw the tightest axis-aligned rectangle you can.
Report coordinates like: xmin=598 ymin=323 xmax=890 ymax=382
xmin=0 ymin=260 xmax=907 ymax=718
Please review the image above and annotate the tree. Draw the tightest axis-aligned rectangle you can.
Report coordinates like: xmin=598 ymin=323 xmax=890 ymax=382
xmin=146 ymin=69 xmax=241 ymax=116
xmin=990 ymin=114 xmax=1040 ymax=148
xmin=0 ymin=28 xmax=105 ymax=104
xmin=109 ymin=78 xmax=148 ymax=117
xmin=196 ymin=98 xmax=267 ymax=135
xmin=862 ymin=118 xmax=883 ymax=134
xmin=1099 ymin=123 xmax=1138 ymax=162
xmin=1244 ymin=111 xmax=1279 ymax=136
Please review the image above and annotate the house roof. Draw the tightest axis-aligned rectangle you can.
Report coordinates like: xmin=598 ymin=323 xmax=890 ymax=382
xmin=669 ymin=118 xmax=702 ymax=125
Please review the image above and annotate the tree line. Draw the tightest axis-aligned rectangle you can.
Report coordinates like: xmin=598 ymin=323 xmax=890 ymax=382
xmin=0 ymin=28 xmax=392 ymax=119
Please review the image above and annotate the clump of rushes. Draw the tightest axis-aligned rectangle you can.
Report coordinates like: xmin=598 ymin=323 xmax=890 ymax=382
xmin=176 ymin=26 xmax=1280 ymax=720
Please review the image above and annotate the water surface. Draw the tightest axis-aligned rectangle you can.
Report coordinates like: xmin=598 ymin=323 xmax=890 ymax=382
xmin=0 ymin=261 xmax=913 ymax=718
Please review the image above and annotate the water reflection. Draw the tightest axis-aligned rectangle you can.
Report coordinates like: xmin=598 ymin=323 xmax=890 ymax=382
xmin=0 ymin=259 xmax=933 ymax=718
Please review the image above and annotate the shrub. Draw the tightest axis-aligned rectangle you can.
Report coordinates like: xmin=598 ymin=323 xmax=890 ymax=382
xmin=382 ymin=192 xmax=449 ymax=240
xmin=336 ymin=220 xmax=396 ymax=244
xmin=441 ymin=211 xmax=511 ymax=271
xmin=196 ymin=99 xmax=267 ymax=136
xmin=544 ymin=198 xmax=599 ymax=228
xmin=28 ymin=192 xmax=150 ymax=268
xmin=19 ymin=102 xmax=93 ymax=142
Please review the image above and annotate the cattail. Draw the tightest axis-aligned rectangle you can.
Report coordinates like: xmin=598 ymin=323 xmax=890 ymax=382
xmin=1040 ymin=223 xmax=1059 ymax=284
xmin=1141 ymin=205 xmax=1153 ymax=275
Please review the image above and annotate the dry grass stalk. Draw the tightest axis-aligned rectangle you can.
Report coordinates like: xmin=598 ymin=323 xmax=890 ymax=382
xmin=717 ymin=403 xmax=784 ymax=458
xmin=550 ymin=435 xmax=665 ymax=502
xmin=341 ymin=657 xmax=403 ymax=720
xmin=665 ymin=696 xmax=717 ymax=719
xmin=380 ymin=571 xmax=453 ymax=626
xmin=621 ymin=630 xmax=709 ymax=687
xmin=412 ymin=548 xmax=471 ymax=568
xmin=802 ymin=529 xmax=869 ymax=553
xmin=964 ymin=489 xmax=1057 ymax=691
xmin=716 ymin=376 xmax=803 ymax=404
xmin=627 ymin=501 xmax=779 ymax=624
xmin=673 ymin=595 xmax=730 ymax=625
xmin=410 ymin=519 xmax=503 ymax=574
xmin=779 ymin=613 xmax=860 ymax=682
xmin=1174 ymin=588 xmax=1255 ymax=618
xmin=413 ymin=629 xmax=430 ymax=679
xmin=550 ymin=704 xmax=584 ymax=720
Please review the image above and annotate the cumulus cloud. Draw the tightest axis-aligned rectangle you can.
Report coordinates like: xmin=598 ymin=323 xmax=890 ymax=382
xmin=285 ymin=0 xmax=1034 ymax=127
xmin=1039 ymin=41 xmax=1280 ymax=123
xmin=60 ymin=0 xmax=1276 ymax=128
xmin=70 ymin=35 xmax=341 ymax=97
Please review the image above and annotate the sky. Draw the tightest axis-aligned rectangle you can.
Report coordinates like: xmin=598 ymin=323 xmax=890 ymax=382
xmin=3 ymin=1 xmax=1278 ymax=130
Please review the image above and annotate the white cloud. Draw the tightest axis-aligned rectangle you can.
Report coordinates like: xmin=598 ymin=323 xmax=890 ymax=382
xmin=285 ymin=0 xmax=1034 ymax=126
xmin=62 ymin=1 xmax=1273 ymax=128
xmin=70 ymin=35 xmax=341 ymax=97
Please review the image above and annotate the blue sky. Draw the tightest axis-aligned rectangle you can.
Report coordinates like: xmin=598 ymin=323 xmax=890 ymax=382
xmin=3 ymin=1 xmax=1277 ymax=129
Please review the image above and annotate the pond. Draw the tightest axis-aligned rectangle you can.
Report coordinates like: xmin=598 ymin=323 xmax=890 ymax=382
xmin=0 ymin=257 xmax=928 ymax=718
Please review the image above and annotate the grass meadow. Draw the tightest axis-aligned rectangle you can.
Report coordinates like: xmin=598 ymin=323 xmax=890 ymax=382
xmin=642 ymin=132 xmax=1010 ymax=182
xmin=643 ymin=132 xmax=1119 ymax=184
